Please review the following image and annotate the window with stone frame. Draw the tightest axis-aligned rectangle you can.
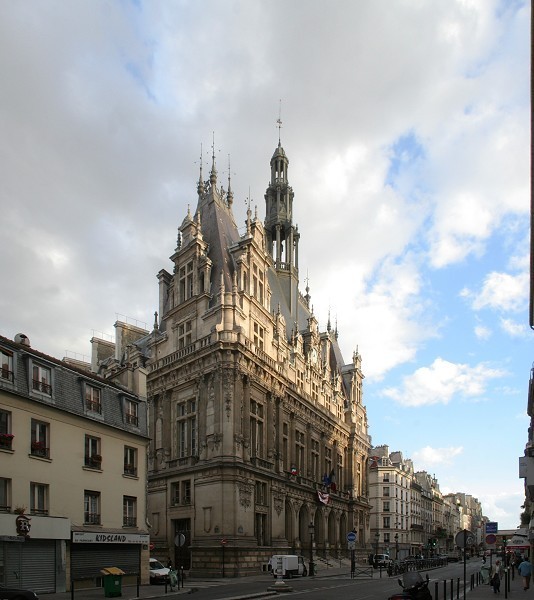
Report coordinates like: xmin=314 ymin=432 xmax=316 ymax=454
xmin=295 ymin=430 xmax=305 ymax=475
xmin=253 ymin=322 xmax=264 ymax=350
xmin=255 ymin=481 xmax=267 ymax=506
xmin=252 ymin=263 xmax=264 ymax=304
xmin=176 ymin=399 xmax=197 ymax=458
xmin=255 ymin=512 xmax=267 ymax=546
xmin=282 ymin=423 xmax=289 ymax=470
xmin=178 ymin=320 xmax=193 ymax=349
xmin=324 ymin=447 xmax=332 ymax=480
xmin=179 ymin=261 xmax=194 ymax=302
xmin=311 ymin=439 xmax=319 ymax=481
xmin=250 ymin=400 xmax=264 ymax=458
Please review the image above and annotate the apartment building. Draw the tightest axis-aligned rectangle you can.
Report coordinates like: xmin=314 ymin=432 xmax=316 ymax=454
xmin=0 ymin=333 xmax=150 ymax=592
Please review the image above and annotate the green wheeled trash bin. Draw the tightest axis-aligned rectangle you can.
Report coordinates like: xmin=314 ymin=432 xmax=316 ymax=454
xmin=101 ymin=567 xmax=125 ymax=597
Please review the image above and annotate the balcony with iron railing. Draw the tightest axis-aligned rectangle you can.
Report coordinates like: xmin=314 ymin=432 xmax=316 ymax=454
xmin=85 ymin=454 xmax=102 ymax=469
xmin=1 ymin=368 xmax=13 ymax=382
xmin=84 ymin=512 xmax=101 ymax=525
xmin=123 ymin=464 xmax=137 ymax=476
xmin=30 ymin=441 xmax=49 ymax=458
xmin=32 ymin=380 xmax=52 ymax=395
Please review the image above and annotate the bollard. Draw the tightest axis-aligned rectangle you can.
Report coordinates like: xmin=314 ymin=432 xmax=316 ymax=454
xmin=450 ymin=578 xmax=453 ymax=600
xmin=435 ymin=580 xmax=439 ymax=600
xmin=443 ymin=579 xmax=446 ymax=599
xmin=136 ymin=575 xmax=140 ymax=598
xmin=456 ymin=577 xmax=460 ymax=600
xmin=71 ymin=580 xmax=74 ymax=600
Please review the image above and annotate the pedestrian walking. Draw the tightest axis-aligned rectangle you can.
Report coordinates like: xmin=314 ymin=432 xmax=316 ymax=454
xmin=518 ymin=556 xmax=532 ymax=590
xmin=490 ymin=560 xmax=504 ymax=594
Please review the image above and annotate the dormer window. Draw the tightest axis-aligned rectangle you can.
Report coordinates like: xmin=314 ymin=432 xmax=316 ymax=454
xmin=124 ymin=399 xmax=139 ymax=427
xmin=32 ymin=363 xmax=52 ymax=396
xmin=0 ymin=349 xmax=13 ymax=383
xmin=179 ymin=261 xmax=194 ymax=302
xmin=85 ymin=384 xmax=102 ymax=414
xmin=252 ymin=264 xmax=264 ymax=303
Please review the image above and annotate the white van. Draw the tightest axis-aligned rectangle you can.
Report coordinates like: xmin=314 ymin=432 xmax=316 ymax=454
xmin=269 ymin=554 xmax=308 ymax=578
xmin=374 ymin=553 xmax=392 ymax=567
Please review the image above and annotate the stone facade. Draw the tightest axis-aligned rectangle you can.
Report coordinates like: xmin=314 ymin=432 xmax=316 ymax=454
xmin=96 ymin=141 xmax=372 ymax=576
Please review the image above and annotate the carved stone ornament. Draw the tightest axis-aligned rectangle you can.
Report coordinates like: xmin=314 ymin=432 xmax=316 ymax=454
xmin=273 ymin=493 xmax=284 ymax=516
xmin=238 ymin=482 xmax=253 ymax=510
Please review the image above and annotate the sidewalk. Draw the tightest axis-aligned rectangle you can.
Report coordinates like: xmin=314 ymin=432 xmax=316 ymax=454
xmin=455 ymin=568 xmax=524 ymax=600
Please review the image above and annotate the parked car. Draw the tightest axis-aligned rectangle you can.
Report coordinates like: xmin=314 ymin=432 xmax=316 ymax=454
xmin=149 ymin=558 xmax=170 ymax=584
xmin=0 ymin=585 xmax=39 ymax=600
xmin=374 ymin=553 xmax=392 ymax=567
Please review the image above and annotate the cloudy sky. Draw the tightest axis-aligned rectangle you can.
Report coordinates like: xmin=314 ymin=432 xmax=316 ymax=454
xmin=1 ymin=0 xmax=530 ymax=530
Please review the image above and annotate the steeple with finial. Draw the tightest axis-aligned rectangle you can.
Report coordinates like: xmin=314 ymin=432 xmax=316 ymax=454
xmin=264 ymin=102 xmax=300 ymax=321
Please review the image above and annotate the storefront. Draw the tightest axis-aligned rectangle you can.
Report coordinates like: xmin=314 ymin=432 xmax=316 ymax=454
xmin=0 ymin=512 xmax=70 ymax=593
xmin=70 ymin=531 xmax=150 ymax=589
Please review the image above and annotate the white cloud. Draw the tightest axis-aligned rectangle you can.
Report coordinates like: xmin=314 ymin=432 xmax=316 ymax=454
xmin=500 ymin=318 xmax=529 ymax=338
xmin=412 ymin=445 xmax=464 ymax=468
xmin=461 ymin=271 xmax=529 ymax=313
xmin=475 ymin=324 xmax=492 ymax=340
xmin=382 ymin=357 xmax=507 ymax=407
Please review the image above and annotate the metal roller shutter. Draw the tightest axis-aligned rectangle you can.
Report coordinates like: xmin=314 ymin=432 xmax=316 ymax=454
xmin=71 ymin=544 xmax=141 ymax=579
xmin=5 ymin=540 xmax=56 ymax=593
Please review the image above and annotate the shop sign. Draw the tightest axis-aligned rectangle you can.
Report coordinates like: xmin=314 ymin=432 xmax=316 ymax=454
xmin=72 ymin=532 xmax=150 ymax=544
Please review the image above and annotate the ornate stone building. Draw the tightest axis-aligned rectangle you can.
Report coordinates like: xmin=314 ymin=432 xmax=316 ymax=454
xmin=96 ymin=140 xmax=371 ymax=576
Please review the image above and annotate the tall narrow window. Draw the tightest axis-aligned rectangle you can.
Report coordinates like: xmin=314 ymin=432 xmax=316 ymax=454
xmin=84 ymin=491 xmax=101 ymax=525
xmin=252 ymin=264 xmax=264 ymax=303
xmin=124 ymin=446 xmax=137 ymax=476
xmin=85 ymin=385 xmax=102 ymax=413
xmin=176 ymin=399 xmax=197 ymax=458
xmin=0 ymin=349 xmax=13 ymax=382
xmin=253 ymin=322 xmax=264 ymax=350
xmin=311 ymin=440 xmax=319 ymax=481
xmin=85 ymin=435 xmax=101 ymax=468
xmin=250 ymin=400 xmax=264 ymax=458
xmin=30 ymin=420 xmax=49 ymax=458
xmin=0 ymin=478 xmax=10 ymax=511
xmin=295 ymin=430 xmax=305 ymax=475
xmin=32 ymin=364 xmax=52 ymax=395
xmin=30 ymin=482 xmax=49 ymax=515
xmin=178 ymin=320 xmax=193 ymax=349
xmin=282 ymin=423 xmax=289 ymax=471
xmin=324 ymin=447 xmax=332 ymax=480
xmin=125 ymin=399 xmax=139 ymax=426
xmin=182 ymin=480 xmax=191 ymax=504
xmin=123 ymin=496 xmax=137 ymax=527
xmin=0 ymin=410 xmax=13 ymax=450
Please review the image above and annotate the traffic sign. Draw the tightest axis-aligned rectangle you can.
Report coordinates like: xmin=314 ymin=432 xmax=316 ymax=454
xmin=174 ymin=533 xmax=186 ymax=547
xmin=348 ymin=541 xmax=356 ymax=550
xmin=347 ymin=531 xmax=357 ymax=543
xmin=455 ymin=529 xmax=475 ymax=548
xmin=485 ymin=534 xmax=497 ymax=545
xmin=486 ymin=522 xmax=498 ymax=534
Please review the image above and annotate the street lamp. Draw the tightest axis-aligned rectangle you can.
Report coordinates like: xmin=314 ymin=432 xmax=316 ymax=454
xmin=395 ymin=533 xmax=399 ymax=561
xmin=308 ymin=522 xmax=315 ymax=576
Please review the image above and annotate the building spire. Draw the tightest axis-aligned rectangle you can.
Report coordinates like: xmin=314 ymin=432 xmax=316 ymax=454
xmin=210 ymin=132 xmax=217 ymax=186
xmin=227 ymin=154 xmax=233 ymax=208
xmin=277 ymin=99 xmax=283 ymax=146
xmin=197 ymin=143 xmax=205 ymax=196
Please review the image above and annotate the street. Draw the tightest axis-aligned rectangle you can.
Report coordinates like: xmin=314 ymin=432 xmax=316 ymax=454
xmin=143 ymin=561 xmax=482 ymax=600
